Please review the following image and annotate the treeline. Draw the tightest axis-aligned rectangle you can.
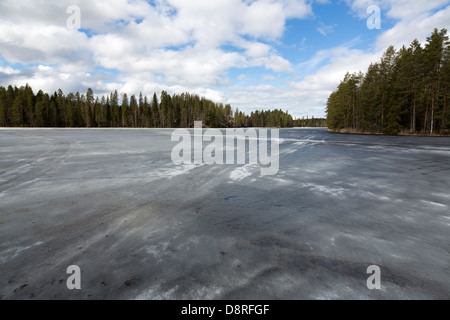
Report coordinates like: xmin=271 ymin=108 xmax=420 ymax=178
xmin=0 ymin=85 xmax=294 ymax=128
xmin=293 ymin=116 xmax=327 ymax=128
xmin=327 ymin=28 xmax=450 ymax=135
xmin=240 ymin=109 xmax=294 ymax=128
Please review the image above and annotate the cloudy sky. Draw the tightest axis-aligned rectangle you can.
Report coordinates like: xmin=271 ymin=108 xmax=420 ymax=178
xmin=1 ymin=0 xmax=449 ymax=118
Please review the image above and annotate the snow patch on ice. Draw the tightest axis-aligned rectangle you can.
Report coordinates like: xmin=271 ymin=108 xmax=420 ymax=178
xmin=442 ymin=216 xmax=450 ymax=226
xmin=144 ymin=245 xmax=163 ymax=262
xmin=315 ymin=286 xmax=364 ymax=300
xmin=300 ymin=183 xmax=346 ymax=198
xmin=135 ymin=284 xmax=223 ymax=300
xmin=142 ymin=241 xmax=170 ymax=261
xmin=358 ymin=190 xmax=390 ymax=201
xmin=314 ymin=291 xmax=342 ymax=300
xmin=149 ymin=164 xmax=203 ymax=180
xmin=135 ymin=285 xmax=179 ymax=300
xmin=0 ymin=241 xmax=44 ymax=264
xmin=2 ymin=164 xmax=32 ymax=176
xmin=281 ymin=148 xmax=297 ymax=155
xmin=420 ymin=200 xmax=447 ymax=208
xmin=229 ymin=165 xmax=255 ymax=181
xmin=431 ymin=193 xmax=450 ymax=199
xmin=270 ymin=177 xmax=293 ymax=186
xmin=188 ymin=286 xmax=224 ymax=300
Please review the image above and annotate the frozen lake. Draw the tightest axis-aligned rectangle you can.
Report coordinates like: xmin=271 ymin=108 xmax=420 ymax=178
xmin=0 ymin=128 xmax=449 ymax=300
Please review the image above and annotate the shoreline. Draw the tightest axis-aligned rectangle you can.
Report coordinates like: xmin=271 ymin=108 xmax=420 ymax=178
xmin=0 ymin=126 xmax=328 ymax=130
xmin=328 ymin=129 xmax=450 ymax=137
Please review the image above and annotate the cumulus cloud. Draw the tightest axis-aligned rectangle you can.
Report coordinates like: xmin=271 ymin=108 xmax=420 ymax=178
xmin=0 ymin=66 xmax=20 ymax=75
xmin=343 ymin=0 xmax=450 ymax=49
xmin=376 ymin=3 xmax=450 ymax=50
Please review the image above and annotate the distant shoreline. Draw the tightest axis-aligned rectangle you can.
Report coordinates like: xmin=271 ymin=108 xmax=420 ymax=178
xmin=328 ymin=129 xmax=450 ymax=137
xmin=0 ymin=125 xmax=308 ymax=130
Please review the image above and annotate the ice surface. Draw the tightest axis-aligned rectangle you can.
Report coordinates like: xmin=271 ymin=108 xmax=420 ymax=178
xmin=0 ymin=128 xmax=449 ymax=300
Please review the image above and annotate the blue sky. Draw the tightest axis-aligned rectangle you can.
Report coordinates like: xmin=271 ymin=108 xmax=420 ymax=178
xmin=0 ymin=0 xmax=449 ymax=118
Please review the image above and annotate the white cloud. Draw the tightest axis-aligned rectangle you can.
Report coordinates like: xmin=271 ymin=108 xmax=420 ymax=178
xmin=0 ymin=66 xmax=20 ymax=75
xmin=317 ymin=22 xmax=336 ymax=36
xmin=344 ymin=0 xmax=450 ymax=50
xmin=242 ymin=41 xmax=272 ymax=58
xmin=376 ymin=4 xmax=450 ymax=50
xmin=263 ymin=74 xmax=277 ymax=81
